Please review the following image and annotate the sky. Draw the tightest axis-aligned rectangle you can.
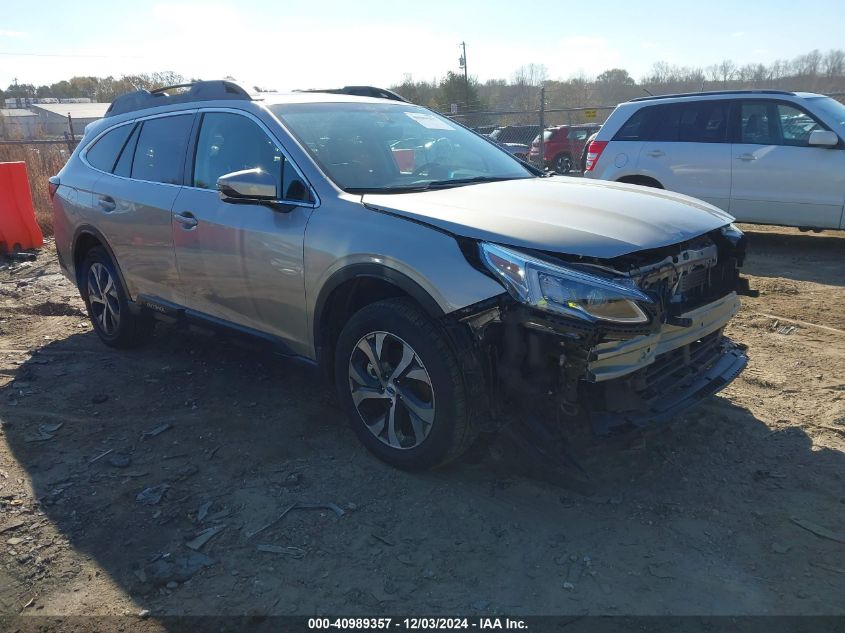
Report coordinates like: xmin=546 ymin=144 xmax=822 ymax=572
xmin=2 ymin=0 xmax=844 ymax=93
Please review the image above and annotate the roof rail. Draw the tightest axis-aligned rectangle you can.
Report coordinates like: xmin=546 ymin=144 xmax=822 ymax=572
xmin=105 ymin=80 xmax=253 ymax=117
xmin=630 ymin=89 xmax=796 ymax=102
xmin=296 ymin=86 xmax=409 ymax=103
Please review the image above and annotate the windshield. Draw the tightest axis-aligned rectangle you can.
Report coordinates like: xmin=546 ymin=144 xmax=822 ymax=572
xmin=807 ymin=96 xmax=845 ymax=131
xmin=269 ymin=102 xmax=534 ymax=192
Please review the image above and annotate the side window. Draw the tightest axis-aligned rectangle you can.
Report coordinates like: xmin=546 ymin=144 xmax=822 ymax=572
xmin=650 ymin=104 xmax=681 ymax=141
xmin=677 ymin=101 xmax=728 ymax=143
xmin=777 ymin=103 xmax=824 ymax=147
xmin=193 ymin=112 xmax=312 ymax=202
xmin=613 ymin=107 xmax=655 ymax=141
xmin=113 ymin=124 xmax=140 ymax=177
xmin=86 ymin=124 xmax=134 ymax=173
xmin=131 ymin=115 xmax=193 ymax=185
xmin=193 ymin=113 xmax=282 ymax=191
xmin=740 ymin=102 xmax=777 ymax=145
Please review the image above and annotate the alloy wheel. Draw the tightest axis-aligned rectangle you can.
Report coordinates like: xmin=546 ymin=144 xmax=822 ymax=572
xmin=348 ymin=331 xmax=435 ymax=450
xmin=87 ymin=262 xmax=120 ymax=336
xmin=555 ymin=155 xmax=573 ymax=174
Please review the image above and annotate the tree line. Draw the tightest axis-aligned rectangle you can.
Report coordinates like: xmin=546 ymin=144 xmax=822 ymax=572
xmin=1 ymin=72 xmax=192 ymax=103
xmin=4 ymin=48 xmax=843 ymax=118
xmin=393 ymin=48 xmax=845 ymax=118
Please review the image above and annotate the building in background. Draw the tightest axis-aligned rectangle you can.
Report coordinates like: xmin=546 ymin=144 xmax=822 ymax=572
xmin=30 ymin=103 xmax=109 ymax=138
xmin=0 ymin=109 xmax=40 ymax=139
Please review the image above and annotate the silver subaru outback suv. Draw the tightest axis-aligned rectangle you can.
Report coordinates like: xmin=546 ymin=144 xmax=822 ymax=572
xmin=50 ymin=80 xmax=750 ymax=469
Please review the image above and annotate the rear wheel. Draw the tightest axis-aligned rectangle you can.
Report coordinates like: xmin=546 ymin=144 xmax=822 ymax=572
xmin=79 ymin=247 xmax=153 ymax=348
xmin=334 ymin=298 xmax=476 ymax=469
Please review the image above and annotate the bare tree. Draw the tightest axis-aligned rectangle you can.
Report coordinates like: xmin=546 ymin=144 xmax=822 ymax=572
xmin=717 ymin=60 xmax=737 ymax=85
xmin=512 ymin=63 xmax=548 ymax=111
xmin=823 ymin=49 xmax=845 ymax=77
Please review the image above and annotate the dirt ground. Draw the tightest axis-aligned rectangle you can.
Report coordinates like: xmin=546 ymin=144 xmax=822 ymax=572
xmin=0 ymin=224 xmax=843 ymax=623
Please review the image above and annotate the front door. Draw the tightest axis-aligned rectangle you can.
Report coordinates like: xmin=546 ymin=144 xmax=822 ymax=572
xmin=171 ymin=110 xmax=316 ymax=352
xmin=729 ymin=100 xmax=845 ymax=229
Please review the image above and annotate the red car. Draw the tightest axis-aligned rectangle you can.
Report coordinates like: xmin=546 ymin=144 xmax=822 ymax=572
xmin=528 ymin=124 xmax=600 ymax=173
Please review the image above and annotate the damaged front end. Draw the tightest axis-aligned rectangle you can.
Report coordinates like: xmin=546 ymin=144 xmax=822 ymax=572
xmin=457 ymin=223 xmax=750 ymax=438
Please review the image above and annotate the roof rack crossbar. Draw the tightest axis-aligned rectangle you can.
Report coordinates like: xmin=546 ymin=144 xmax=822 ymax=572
xmin=149 ymin=83 xmax=201 ymax=95
xmin=630 ymin=89 xmax=796 ymax=102
xmin=105 ymin=80 xmax=253 ymax=118
xmin=295 ymin=86 xmax=409 ymax=103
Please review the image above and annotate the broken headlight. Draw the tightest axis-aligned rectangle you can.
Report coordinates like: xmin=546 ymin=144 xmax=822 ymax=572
xmin=480 ymin=242 xmax=653 ymax=324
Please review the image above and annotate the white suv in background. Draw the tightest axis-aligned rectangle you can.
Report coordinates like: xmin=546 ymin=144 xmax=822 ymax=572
xmin=584 ymin=90 xmax=845 ymax=230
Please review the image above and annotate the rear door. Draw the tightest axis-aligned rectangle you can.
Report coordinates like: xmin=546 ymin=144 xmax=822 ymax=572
xmin=84 ymin=113 xmax=194 ymax=303
xmin=637 ymin=100 xmax=731 ymax=210
xmin=171 ymin=109 xmax=316 ymax=347
xmin=729 ymin=99 xmax=845 ymax=228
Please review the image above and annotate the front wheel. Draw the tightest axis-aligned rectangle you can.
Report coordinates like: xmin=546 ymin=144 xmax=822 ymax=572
xmin=553 ymin=153 xmax=573 ymax=174
xmin=334 ymin=298 xmax=476 ymax=469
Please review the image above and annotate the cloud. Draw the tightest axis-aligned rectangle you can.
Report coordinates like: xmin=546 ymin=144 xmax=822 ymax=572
xmin=0 ymin=30 xmax=28 ymax=38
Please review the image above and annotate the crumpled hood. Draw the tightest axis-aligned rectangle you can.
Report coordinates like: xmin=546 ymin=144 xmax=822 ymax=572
xmin=363 ymin=177 xmax=735 ymax=258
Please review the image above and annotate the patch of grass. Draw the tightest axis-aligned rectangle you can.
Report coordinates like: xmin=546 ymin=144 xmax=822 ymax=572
xmin=0 ymin=143 xmax=72 ymax=237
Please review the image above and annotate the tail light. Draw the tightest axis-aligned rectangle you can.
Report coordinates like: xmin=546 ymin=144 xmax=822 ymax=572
xmin=48 ymin=176 xmax=60 ymax=199
xmin=584 ymin=141 xmax=608 ymax=172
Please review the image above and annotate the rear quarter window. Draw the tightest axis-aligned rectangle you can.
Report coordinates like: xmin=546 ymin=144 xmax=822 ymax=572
xmin=613 ymin=107 xmax=655 ymax=141
xmin=85 ymin=125 xmax=134 ymax=173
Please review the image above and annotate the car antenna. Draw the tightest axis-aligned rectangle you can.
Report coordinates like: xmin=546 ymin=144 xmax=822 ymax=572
xmin=641 ymin=87 xmax=654 ymax=96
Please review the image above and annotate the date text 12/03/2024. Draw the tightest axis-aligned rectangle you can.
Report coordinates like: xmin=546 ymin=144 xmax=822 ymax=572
xmin=307 ymin=618 xmax=529 ymax=630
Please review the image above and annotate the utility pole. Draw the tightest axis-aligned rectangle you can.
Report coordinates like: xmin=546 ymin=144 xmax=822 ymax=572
xmin=459 ymin=42 xmax=469 ymax=110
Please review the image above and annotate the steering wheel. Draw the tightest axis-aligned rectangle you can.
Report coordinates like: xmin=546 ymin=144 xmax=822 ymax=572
xmin=413 ymin=137 xmax=454 ymax=177
xmin=430 ymin=137 xmax=454 ymax=160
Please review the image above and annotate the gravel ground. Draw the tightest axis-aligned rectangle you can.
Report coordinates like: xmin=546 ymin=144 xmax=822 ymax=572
xmin=0 ymin=225 xmax=843 ymax=626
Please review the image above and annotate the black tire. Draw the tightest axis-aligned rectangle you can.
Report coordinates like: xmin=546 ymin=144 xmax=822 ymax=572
xmin=334 ymin=298 xmax=476 ymax=470
xmin=553 ymin=153 xmax=573 ymax=174
xmin=79 ymin=246 xmax=153 ymax=348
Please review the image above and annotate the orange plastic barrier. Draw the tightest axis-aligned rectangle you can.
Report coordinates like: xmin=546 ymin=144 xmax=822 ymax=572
xmin=0 ymin=161 xmax=44 ymax=253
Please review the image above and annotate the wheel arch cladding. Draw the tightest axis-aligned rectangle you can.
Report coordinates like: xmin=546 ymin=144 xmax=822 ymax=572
xmin=313 ymin=264 xmax=445 ymax=376
xmin=72 ymin=226 xmax=131 ymax=298
xmin=617 ymin=175 xmax=664 ymax=189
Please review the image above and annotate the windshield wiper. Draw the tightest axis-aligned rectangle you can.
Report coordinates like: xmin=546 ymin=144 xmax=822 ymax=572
xmin=423 ymin=176 xmax=523 ymax=189
xmin=345 ymin=176 xmax=530 ymax=195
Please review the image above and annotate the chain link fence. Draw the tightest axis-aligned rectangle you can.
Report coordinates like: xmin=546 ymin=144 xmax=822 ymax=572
xmin=444 ymin=102 xmax=615 ymax=173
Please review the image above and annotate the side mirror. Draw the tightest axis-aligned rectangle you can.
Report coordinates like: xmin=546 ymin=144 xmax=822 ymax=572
xmin=217 ymin=168 xmax=278 ymax=202
xmin=808 ymin=129 xmax=839 ymax=148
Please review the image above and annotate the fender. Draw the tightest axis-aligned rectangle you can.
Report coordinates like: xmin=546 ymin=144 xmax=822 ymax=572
xmin=71 ymin=224 xmax=134 ymax=301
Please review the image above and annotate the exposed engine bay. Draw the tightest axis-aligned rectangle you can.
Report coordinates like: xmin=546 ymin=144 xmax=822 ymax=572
xmin=456 ymin=224 xmax=751 ymax=438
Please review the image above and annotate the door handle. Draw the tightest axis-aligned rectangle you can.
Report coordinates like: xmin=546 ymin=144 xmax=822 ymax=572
xmin=736 ymin=153 xmax=757 ymax=161
xmin=645 ymin=150 xmax=665 ymax=158
xmin=174 ymin=211 xmax=198 ymax=229
xmin=97 ymin=195 xmax=116 ymax=212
